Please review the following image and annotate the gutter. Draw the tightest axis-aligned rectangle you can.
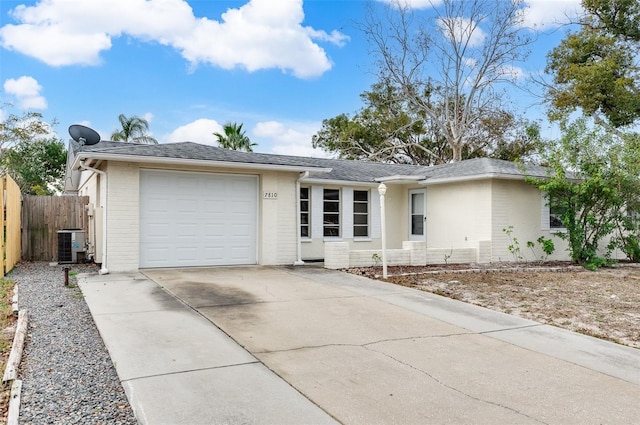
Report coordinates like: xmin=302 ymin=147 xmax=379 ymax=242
xmin=374 ymin=175 xmax=426 ymax=183
xmin=79 ymin=161 xmax=109 ymax=275
xmin=419 ymin=173 xmax=529 ymax=185
xmin=294 ymin=171 xmax=309 ymax=265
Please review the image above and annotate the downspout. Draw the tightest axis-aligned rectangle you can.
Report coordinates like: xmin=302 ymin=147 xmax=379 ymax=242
xmin=79 ymin=161 xmax=109 ymax=275
xmin=294 ymin=171 xmax=309 ymax=265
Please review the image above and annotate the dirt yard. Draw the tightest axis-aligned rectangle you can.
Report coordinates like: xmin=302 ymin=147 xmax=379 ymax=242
xmin=347 ymin=263 xmax=640 ymax=349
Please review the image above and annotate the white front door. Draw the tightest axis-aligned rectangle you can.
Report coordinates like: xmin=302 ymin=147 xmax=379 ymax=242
xmin=409 ymin=189 xmax=426 ymax=241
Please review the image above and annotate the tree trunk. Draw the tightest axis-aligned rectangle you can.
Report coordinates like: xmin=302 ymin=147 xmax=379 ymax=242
xmin=451 ymin=142 xmax=462 ymax=162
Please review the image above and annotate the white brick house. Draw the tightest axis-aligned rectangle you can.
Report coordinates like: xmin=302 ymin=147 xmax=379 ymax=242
xmin=64 ymin=140 xmax=579 ymax=273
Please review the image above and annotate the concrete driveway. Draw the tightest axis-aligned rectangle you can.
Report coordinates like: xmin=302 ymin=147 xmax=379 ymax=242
xmin=138 ymin=265 xmax=640 ymax=425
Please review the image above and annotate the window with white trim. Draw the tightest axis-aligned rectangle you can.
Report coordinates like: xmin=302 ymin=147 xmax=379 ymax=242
xmin=300 ymin=187 xmax=310 ymax=238
xmin=353 ymin=190 xmax=369 ymax=237
xmin=323 ymin=188 xmax=340 ymax=237
xmin=549 ymin=195 xmax=566 ymax=230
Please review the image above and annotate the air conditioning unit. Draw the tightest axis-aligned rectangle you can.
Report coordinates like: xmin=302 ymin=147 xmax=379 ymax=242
xmin=57 ymin=229 xmax=86 ymax=263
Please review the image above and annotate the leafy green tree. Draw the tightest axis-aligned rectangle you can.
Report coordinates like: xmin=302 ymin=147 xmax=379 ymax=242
xmin=313 ymin=81 xmax=445 ymax=164
xmin=362 ymin=0 xmax=533 ymax=161
xmin=214 ymin=122 xmax=256 ymax=152
xmin=111 ymin=114 xmax=158 ymax=144
xmin=1 ymin=110 xmax=51 ymax=150
xmin=0 ymin=111 xmax=67 ymax=194
xmin=527 ymin=119 xmax=640 ymax=268
xmin=313 ymin=81 xmax=541 ymax=165
xmin=546 ymin=0 xmax=640 ymax=128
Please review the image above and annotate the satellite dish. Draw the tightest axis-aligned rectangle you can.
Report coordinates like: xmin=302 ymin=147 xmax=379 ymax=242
xmin=68 ymin=124 xmax=101 ymax=146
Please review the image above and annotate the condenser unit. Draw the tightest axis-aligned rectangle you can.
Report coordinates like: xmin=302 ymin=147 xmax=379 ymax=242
xmin=57 ymin=229 xmax=86 ymax=263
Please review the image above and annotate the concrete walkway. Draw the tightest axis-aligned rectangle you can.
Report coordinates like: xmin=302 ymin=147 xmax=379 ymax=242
xmin=80 ymin=266 xmax=640 ymax=425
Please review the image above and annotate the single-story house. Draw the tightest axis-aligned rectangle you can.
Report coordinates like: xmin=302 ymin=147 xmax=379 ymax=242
xmin=64 ymin=140 xmax=580 ymax=273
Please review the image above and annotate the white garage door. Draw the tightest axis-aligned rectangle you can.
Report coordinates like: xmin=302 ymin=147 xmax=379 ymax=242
xmin=139 ymin=170 xmax=258 ymax=268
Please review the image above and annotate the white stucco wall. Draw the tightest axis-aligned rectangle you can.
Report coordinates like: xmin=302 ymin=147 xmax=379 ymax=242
xmin=425 ymin=179 xmax=492 ymax=250
xmin=424 ymin=178 xmax=573 ymax=262
xmin=260 ymin=171 xmax=298 ymax=265
xmin=490 ymin=179 xmax=570 ymax=262
xmin=104 ymin=162 xmax=140 ymax=272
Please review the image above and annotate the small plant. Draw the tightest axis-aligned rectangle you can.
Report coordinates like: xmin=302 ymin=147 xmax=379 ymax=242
xmin=443 ymin=247 xmax=453 ymax=264
xmin=371 ymin=253 xmax=381 ymax=266
xmin=527 ymin=236 xmax=556 ymax=262
xmin=538 ymin=236 xmax=555 ymax=259
xmin=503 ymin=226 xmax=523 ymax=261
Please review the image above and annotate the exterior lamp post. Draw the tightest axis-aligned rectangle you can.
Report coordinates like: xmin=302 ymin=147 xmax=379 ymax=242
xmin=378 ymin=183 xmax=388 ymax=279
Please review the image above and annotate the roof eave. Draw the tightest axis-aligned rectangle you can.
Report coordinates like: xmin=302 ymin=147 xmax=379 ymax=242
xmin=301 ymin=177 xmax=381 ymax=187
xmin=374 ymin=175 xmax=426 ymax=183
xmin=71 ymin=152 xmax=332 ymax=174
xmin=420 ymin=172 xmax=530 ymax=185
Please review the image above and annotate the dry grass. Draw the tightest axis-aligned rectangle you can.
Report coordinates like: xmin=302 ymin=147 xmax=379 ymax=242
xmin=0 ymin=278 xmax=17 ymax=425
xmin=349 ymin=264 xmax=640 ymax=349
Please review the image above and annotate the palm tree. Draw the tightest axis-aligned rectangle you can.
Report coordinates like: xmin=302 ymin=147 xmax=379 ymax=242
xmin=213 ymin=122 xmax=256 ymax=152
xmin=111 ymin=114 xmax=158 ymax=144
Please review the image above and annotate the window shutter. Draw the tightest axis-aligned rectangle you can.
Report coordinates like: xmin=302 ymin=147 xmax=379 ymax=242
xmin=371 ymin=188 xmax=381 ymax=239
xmin=343 ymin=188 xmax=353 ymax=239
xmin=311 ymin=186 xmax=324 ymax=238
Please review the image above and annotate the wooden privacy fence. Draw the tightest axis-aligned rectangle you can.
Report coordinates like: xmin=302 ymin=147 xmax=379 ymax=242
xmin=2 ymin=175 xmax=21 ymax=276
xmin=22 ymin=195 xmax=89 ymax=262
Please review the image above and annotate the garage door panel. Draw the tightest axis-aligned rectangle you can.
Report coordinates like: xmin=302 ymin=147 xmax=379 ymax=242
xmin=203 ymin=200 xmax=225 ymax=214
xmin=230 ymin=246 xmax=252 ymax=260
xmin=140 ymin=170 xmax=257 ymax=268
xmin=175 ymin=200 xmax=199 ymax=213
xmin=145 ymin=247 xmax=170 ymax=263
xmin=203 ymin=228 xmax=225 ymax=239
xmin=175 ymin=247 xmax=199 ymax=261
xmin=202 ymin=247 xmax=224 ymax=260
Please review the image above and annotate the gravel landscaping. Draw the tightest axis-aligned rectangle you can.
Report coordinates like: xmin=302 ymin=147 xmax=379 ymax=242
xmin=8 ymin=262 xmax=136 ymax=424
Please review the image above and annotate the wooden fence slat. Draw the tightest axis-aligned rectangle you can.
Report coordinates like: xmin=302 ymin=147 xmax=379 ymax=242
xmin=21 ymin=195 xmax=89 ymax=262
xmin=4 ymin=175 xmax=22 ymax=274
xmin=1 ymin=177 xmax=5 ymax=274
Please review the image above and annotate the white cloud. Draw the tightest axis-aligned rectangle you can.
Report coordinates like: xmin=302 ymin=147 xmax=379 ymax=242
xmin=501 ymin=64 xmax=526 ymax=80
xmin=162 ymin=118 xmax=223 ymax=145
xmin=438 ymin=17 xmax=486 ymax=47
xmin=520 ymin=0 xmax=582 ymax=30
xmin=3 ymin=75 xmax=47 ymax=109
xmin=253 ymin=120 xmax=330 ymax=158
xmin=0 ymin=0 xmax=347 ymax=78
xmin=142 ymin=112 xmax=154 ymax=124
xmin=378 ymin=0 xmax=582 ymax=32
xmin=378 ymin=0 xmax=440 ymax=9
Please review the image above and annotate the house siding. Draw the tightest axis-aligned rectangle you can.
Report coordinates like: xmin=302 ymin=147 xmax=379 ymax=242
xmin=426 ymin=180 xmax=492 ymax=250
xmin=259 ymin=171 xmax=298 ymax=265
xmin=490 ymin=179 xmax=569 ymax=262
xmin=105 ymin=162 xmax=140 ymax=272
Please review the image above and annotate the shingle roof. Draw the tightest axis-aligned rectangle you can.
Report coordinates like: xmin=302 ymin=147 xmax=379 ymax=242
xmin=422 ymin=157 xmax=550 ymax=181
xmin=72 ymin=140 xmax=551 ymax=183
xmin=72 ymin=141 xmax=330 ymax=170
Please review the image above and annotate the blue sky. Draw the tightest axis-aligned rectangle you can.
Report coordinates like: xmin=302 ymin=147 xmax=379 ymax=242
xmin=0 ymin=0 xmax=582 ymax=157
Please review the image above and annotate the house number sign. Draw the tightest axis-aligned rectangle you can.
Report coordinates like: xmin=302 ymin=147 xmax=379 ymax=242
xmin=264 ymin=192 xmax=278 ymax=199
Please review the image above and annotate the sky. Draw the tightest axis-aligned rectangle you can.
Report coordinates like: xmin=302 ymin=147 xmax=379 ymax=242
xmin=0 ymin=0 xmax=583 ymax=157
